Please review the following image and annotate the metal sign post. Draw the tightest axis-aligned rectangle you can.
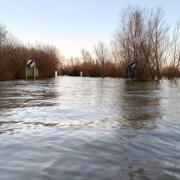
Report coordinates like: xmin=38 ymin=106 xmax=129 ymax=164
xmin=127 ymin=60 xmax=137 ymax=81
xmin=26 ymin=59 xmax=38 ymax=80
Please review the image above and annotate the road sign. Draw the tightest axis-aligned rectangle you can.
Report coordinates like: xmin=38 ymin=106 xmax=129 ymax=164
xmin=27 ymin=59 xmax=35 ymax=67
xmin=26 ymin=59 xmax=38 ymax=80
xmin=127 ymin=60 xmax=137 ymax=81
xmin=128 ymin=60 xmax=136 ymax=68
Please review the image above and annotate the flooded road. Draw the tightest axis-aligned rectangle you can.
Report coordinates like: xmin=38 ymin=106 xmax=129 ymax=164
xmin=0 ymin=77 xmax=180 ymax=180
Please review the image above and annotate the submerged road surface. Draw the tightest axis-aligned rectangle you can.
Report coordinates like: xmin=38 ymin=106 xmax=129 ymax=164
xmin=0 ymin=77 xmax=180 ymax=180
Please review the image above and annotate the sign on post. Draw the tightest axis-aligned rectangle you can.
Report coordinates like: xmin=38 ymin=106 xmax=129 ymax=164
xmin=27 ymin=59 xmax=35 ymax=68
xmin=26 ymin=59 xmax=38 ymax=80
xmin=128 ymin=60 xmax=136 ymax=68
xmin=127 ymin=59 xmax=137 ymax=81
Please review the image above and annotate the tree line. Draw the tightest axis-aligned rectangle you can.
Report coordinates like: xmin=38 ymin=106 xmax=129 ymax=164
xmin=0 ymin=7 xmax=180 ymax=81
xmin=62 ymin=7 xmax=180 ymax=80
xmin=0 ymin=24 xmax=59 ymax=80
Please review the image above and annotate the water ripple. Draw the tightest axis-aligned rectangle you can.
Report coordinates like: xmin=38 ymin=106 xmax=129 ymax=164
xmin=0 ymin=77 xmax=179 ymax=180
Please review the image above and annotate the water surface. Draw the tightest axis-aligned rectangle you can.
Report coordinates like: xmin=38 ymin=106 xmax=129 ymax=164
xmin=0 ymin=77 xmax=180 ymax=180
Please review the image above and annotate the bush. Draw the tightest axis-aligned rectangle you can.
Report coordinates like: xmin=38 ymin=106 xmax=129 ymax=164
xmin=0 ymin=24 xmax=60 ymax=80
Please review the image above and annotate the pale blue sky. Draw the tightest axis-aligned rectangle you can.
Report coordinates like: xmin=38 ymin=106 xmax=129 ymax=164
xmin=0 ymin=0 xmax=179 ymax=57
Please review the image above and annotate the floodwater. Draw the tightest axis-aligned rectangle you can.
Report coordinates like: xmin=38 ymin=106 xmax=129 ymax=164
xmin=0 ymin=77 xmax=180 ymax=180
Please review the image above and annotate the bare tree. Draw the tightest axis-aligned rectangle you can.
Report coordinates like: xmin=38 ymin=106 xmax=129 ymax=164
xmin=115 ymin=7 xmax=169 ymax=80
xmin=171 ymin=21 xmax=180 ymax=68
xmin=81 ymin=49 xmax=93 ymax=63
xmin=94 ymin=42 xmax=108 ymax=78
xmin=148 ymin=8 xmax=169 ymax=79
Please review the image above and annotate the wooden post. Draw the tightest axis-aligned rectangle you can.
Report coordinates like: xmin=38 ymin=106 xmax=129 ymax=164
xmin=25 ymin=67 xmax=27 ymax=80
xmin=127 ymin=68 xmax=130 ymax=81
xmin=80 ymin=71 xmax=83 ymax=77
xmin=55 ymin=70 xmax=58 ymax=77
xmin=33 ymin=66 xmax=36 ymax=80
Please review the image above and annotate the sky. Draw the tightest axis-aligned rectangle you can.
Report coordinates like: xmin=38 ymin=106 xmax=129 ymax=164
xmin=0 ymin=0 xmax=179 ymax=58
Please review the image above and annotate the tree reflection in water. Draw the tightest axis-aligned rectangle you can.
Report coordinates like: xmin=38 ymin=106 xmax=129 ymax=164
xmin=120 ymin=81 xmax=162 ymax=130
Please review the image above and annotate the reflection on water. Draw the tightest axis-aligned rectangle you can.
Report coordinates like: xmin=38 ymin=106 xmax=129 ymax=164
xmin=0 ymin=77 xmax=180 ymax=180
xmin=120 ymin=81 xmax=162 ymax=129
